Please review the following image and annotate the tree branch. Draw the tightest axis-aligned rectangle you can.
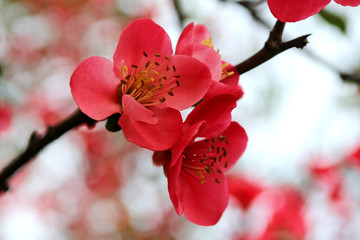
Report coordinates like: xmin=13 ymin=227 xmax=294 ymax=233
xmin=0 ymin=109 xmax=97 ymax=193
xmin=235 ymin=20 xmax=311 ymax=75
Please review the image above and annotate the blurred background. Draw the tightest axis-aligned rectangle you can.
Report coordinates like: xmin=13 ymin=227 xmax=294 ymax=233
xmin=0 ymin=0 xmax=360 ymax=239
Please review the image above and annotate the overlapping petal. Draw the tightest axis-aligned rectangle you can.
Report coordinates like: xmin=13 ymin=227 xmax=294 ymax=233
xmin=119 ymin=106 xmax=182 ymax=151
xmin=160 ymin=55 xmax=212 ymax=110
xmin=185 ymin=94 xmax=237 ymax=138
xmin=70 ymin=56 xmax=120 ymax=120
xmin=176 ymin=23 xmax=222 ymax=81
xmin=113 ymin=18 xmax=172 ymax=77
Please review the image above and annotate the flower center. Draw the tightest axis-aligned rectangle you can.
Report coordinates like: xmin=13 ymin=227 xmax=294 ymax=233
xmin=117 ymin=52 xmax=180 ymax=108
xmin=221 ymin=62 xmax=234 ymax=80
xmin=181 ymin=134 xmax=230 ymax=184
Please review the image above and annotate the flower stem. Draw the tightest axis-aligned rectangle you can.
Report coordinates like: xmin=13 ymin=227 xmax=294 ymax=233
xmin=0 ymin=109 xmax=97 ymax=193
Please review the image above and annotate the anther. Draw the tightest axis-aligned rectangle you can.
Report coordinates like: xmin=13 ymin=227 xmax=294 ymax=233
xmin=145 ymin=60 xmax=151 ymax=68
xmin=168 ymin=88 xmax=174 ymax=96
xmin=215 ymin=178 xmax=221 ymax=183
xmin=143 ymin=51 xmax=148 ymax=57
xmin=164 ymin=56 xmax=170 ymax=61
xmin=172 ymin=65 xmax=176 ymax=72
xmin=174 ymin=75 xmax=181 ymax=78
xmin=159 ymin=97 xmax=166 ymax=103
xmin=154 ymin=53 xmax=161 ymax=57
xmin=222 ymin=147 xmax=227 ymax=157
xmin=224 ymin=161 xmax=228 ymax=168
xmin=166 ymin=66 xmax=170 ymax=71
xmin=218 ymin=135 xmax=227 ymax=141
xmin=120 ymin=79 xmax=127 ymax=84
xmin=176 ymin=80 xmax=180 ymax=87
xmin=155 ymin=62 xmax=160 ymax=66
xmin=217 ymin=169 xmax=222 ymax=173
xmin=131 ymin=64 xmax=138 ymax=68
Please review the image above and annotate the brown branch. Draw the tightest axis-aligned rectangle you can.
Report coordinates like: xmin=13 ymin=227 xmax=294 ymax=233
xmin=0 ymin=109 xmax=97 ymax=193
xmin=235 ymin=20 xmax=311 ymax=75
xmin=340 ymin=73 xmax=360 ymax=84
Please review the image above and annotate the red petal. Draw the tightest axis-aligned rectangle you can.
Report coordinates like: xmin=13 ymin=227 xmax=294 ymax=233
xmin=122 ymin=94 xmax=157 ymax=124
xmin=185 ymin=94 xmax=237 ymax=138
xmin=170 ymin=121 xmax=204 ymax=168
xmin=334 ymin=0 xmax=360 ymax=6
xmin=70 ymin=56 xmax=120 ymax=120
xmin=113 ymin=18 xmax=172 ymax=77
xmin=176 ymin=23 xmax=211 ymax=52
xmin=180 ymin=171 xmax=229 ymax=225
xmin=166 ymin=122 xmax=205 ymax=214
xmin=218 ymin=122 xmax=248 ymax=170
xmin=161 ymin=55 xmax=212 ymax=110
xmin=167 ymin=155 xmax=185 ymax=216
xmin=176 ymin=23 xmax=222 ymax=83
xmin=119 ymin=107 xmax=182 ymax=151
xmin=204 ymin=80 xmax=244 ymax=100
xmin=267 ymin=0 xmax=330 ymax=22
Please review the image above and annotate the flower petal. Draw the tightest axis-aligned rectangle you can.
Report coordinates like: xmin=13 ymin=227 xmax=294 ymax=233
xmin=185 ymin=94 xmax=237 ymax=138
xmin=119 ymin=106 xmax=182 ymax=151
xmin=179 ymin=170 xmax=229 ymax=225
xmin=70 ymin=56 xmax=120 ymax=120
xmin=204 ymin=80 xmax=244 ymax=100
xmin=170 ymin=121 xmax=204 ymax=168
xmin=113 ymin=18 xmax=173 ymax=77
xmin=176 ymin=23 xmax=222 ymax=83
xmin=160 ymin=55 xmax=212 ymax=110
xmin=218 ymin=122 xmax=248 ymax=170
xmin=267 ymin=0 xmax=330 ymax=22
xmin=176 ymin=23 xmax=211 ymax=53
xmin=334 ymin=0 xmax=360 ymax=6
xmin=122 ymin=94 xmax=157 ymax=124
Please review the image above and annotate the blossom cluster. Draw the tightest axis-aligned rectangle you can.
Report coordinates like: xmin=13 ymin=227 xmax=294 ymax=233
xmin=70 ymin=18 xmax=248 ymax=225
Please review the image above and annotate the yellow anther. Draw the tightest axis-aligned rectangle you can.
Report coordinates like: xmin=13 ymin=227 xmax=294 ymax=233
xmin=201 ymin=38 xmax=214 ymax=49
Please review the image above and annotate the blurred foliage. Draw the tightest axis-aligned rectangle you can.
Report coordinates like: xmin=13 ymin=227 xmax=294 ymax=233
xmin=319 ymin=9 xmax=347 ymax=33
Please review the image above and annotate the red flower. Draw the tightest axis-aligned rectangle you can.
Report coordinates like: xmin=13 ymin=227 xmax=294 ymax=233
xmin=176 ymin=23 xmax=243 ymax=99
xmin=70 ymin=18 xmax=212 ymax=151
xmin=258 ymin=188 xmax=307 ymax=240
xmin=267 ymin=0 xmax=360 ymax=22
xmin=0 ymin=102 xmax=12 ymax=134
xmin=153 ymin=94 xmax=248 ymax=225
xmin=227 ymin=174 xmax=263 ymax=210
